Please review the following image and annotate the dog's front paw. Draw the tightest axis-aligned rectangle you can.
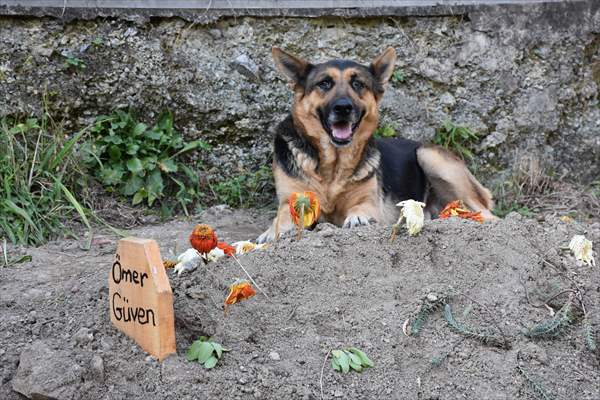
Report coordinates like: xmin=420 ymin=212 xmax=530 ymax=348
xmin=342 ymin=215 xmax=374 ymax=229
xmin=257 ymin=228 xmax=275 ymax=244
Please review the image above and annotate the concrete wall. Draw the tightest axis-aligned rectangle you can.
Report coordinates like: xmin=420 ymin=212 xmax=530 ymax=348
xmin=0 ymin=0 xmax=599 ymax=186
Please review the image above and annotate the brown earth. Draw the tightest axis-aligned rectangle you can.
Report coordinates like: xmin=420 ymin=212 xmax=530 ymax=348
xmin=1 ymin=207 xmax=599 ymax=400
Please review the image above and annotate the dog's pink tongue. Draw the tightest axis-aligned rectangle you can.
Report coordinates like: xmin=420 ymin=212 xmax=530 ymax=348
xmin=331 ymin=123 xmax=352 ymax=140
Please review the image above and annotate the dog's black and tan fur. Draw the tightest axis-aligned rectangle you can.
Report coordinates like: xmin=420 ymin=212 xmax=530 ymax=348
xmin=257 ymin=47 xmax=495 ymax=243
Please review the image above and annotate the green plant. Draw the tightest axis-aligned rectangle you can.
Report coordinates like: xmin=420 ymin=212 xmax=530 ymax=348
xmin=524 ymin=297 xmax=575 ymax=338
xmin=213 ymin=165 xmax=274 ymax=208
xmin=331 ymin=348 xmax=373 ymax=373
xmin=391 ymin=68 xmax=405 ymax=83
xmin=443 ymin=304 xmax=507 ymax=348
xmin=63 ymin=55 xmax=86 ymax=70
xmin=81 ymin=110 xmax=209 ymax=214
xmin=91 ymin=37 xmax=103 ymax=47
xmin=517 ymin=366 xmax=553 ymax=400
xmin=186 ymin=337 xmax=229 ymax=369
xmin=0 ymin=115 xmax=91 ymax=245
xmin=410 ymin=294 xmax=448 ymax=336
xmin=373 ymin=124 xmax=396 ymax=139
xmin=433 ymin=121 xmax=479 ymax=160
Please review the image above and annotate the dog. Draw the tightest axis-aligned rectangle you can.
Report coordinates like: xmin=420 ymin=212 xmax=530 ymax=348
xmin=257 ymin=47 xmax=496 ymax=243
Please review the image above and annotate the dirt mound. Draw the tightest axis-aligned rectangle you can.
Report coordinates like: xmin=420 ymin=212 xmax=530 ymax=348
xmin=1 ymin=210 xmax=599 ymax=399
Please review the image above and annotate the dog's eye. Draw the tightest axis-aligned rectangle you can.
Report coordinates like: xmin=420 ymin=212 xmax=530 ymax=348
xmin=317 ymin=80 xmax=332 ymax=91
xmin=351 ymin=80 xmax=365 ymax=91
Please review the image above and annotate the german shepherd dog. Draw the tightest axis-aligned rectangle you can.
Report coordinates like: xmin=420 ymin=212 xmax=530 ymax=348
xmin=257 ymin=47 xmax=496 ymax=243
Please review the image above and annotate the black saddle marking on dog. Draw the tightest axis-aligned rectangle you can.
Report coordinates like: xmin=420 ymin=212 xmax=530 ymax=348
xmin=376 ymin=137 xmax=427 ymax=203
xmin=273 ymin=114 xmax=319 ymax=178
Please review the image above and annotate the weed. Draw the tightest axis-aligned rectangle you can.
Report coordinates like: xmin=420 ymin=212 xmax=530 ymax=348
xmin=0 ymin=115 xmax=91 ymax=245
xmin=213 ymin=165 xmax=274 ymax=208
xmin=525 ymin=296 xmax=576 ymax=338
xmin=517 ymin=365 xmax=554 ymax=400
xmin=81 ymin=110 xmax=209 ymax=215
xmin=63 ymin=55 xmax=86 ymax=70
xmin=410 ymin=294 xmax=448 ymax=336
xmin=91 ymin=37 xmax=103 ymax=47
xmin=391 ymin=68 xmax=405 ymax=84
xmin=433 ymin=121 xmax=479 ymax=160
xmin=373 ymin=124 xmax=396 ymax=139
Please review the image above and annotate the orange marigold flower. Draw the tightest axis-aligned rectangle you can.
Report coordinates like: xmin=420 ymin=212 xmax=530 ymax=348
xmin=163 ymin=259 xmax=177 ymax=269
xmin=224 ymin=279 xmax=256 ymax=312
xmin=189 ymin=224 xmax=218 ymax=254
xmin=217 ymin=241 xmax=236 ymax=257
xmin=439 ymin=200 xmax=483 ymax=223
xmin=289 ymin=191 xmax=321 ymax=229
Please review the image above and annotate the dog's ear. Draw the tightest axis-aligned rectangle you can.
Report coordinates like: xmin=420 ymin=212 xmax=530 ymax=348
xmin=272 ymin=47 xmax=311 ymax=85
xmin=370 ymin=47 xmax=397 ymax=87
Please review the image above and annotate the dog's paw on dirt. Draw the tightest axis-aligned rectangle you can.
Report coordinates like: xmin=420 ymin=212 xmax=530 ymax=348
xmin=342 ymin=215 xmax=374 ymax=228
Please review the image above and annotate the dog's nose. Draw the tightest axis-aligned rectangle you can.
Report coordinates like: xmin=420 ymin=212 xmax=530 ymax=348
xmin=332 ymin=98 xmax=353 ymax=116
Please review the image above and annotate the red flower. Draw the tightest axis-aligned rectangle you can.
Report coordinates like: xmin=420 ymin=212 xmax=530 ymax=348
xmin=217 ymin=242 xmax=236 ymax=257
xmin=439 ymin=200 xmax=484 ymax=223
xmin=224 ymin=280 xmax=256 ymax=313
xmin=189 ymin=224 xmax=218 ymax=254
xmin=288 ymin=191 xmax=321 ymax=228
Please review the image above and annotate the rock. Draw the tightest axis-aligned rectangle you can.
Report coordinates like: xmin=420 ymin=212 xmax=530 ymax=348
xmin=72 ymin=327 xmax=93 ymax=347
xmin=231 ymin=54 xmax=260 ymax=81
xmin=439 ymin=92 xmax=456 ymax=107
xmin=268 ymin=351 xmax=280 ymax=361
xmin=90 ymin=355 xmax=104 ymax=382
xmin=479 ymin=131 xmax=507 ymax=150
xmin=12 ymin=340 xmax=83 ymax=400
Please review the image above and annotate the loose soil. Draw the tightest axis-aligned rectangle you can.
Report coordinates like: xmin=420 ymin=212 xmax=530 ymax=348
xmin=1 ymin=207 xmax=599 ymax=400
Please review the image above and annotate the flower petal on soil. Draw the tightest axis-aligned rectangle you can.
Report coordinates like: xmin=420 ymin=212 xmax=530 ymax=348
xmin=569 ymin=235 xmax=595 ymax=266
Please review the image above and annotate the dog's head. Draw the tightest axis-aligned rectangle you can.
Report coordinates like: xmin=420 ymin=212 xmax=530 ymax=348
xmin=272 ymin=47 xmax=396 ymax=147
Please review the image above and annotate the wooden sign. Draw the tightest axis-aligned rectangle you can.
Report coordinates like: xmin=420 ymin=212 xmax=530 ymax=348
xmin=109 ymin=237 xmax=176 ymax=361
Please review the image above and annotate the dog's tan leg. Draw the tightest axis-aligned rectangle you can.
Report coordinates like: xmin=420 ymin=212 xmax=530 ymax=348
xmin=342 ymin=202 xmax=380 ymax=228
xmin=416 ymin=145 xmax=497 ymax=221
xmin=257 ymin=202 xmax=296 ymax=243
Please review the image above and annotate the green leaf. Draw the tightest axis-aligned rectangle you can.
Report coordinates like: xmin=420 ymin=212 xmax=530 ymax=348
xmin=158 ymin=158 xmax=178 ymax=173
xmin=210 ymin=342 xmax=223 ymax=359
xmin=348 ymin=348 xmax=373 ymax=368
xmin=186 ymin=341 xmax=203 ymax=361
xmin=126 ymin=143 xmax=140 ymax=155
xmin=197 ymin=342 xmax=215 ymax=364
xmin=156 ymin=111 xmax=173 ymax=132
xmin=126 ymin=157 xmax=143 ymax=173
xmin=132 ymin=123 xmax=147 ymax=136
xmin=132 ymin=189 xmax=146 ymax=205
xmin=56 ymin=180 xmax=91 ymax=230
xmin=99 ymin=167 xmax=124 ymax=186
xmin=146 ymin=169 xmax=164 ymax=197
xmin=121 ymin=175 xmax=144 ymax=196
xmin=144 ymin=129 xmax=163 ymax=140
xmin=48 ymin=128 xmax=87 ymax=171
xmin=332 ymin=350 xmax=350 ymax=373
xmin=108 ymin=145 xmax=122 ymax=161
xmin=349 ymin=361 xmax=363 ymax=372
xmin=346 ymin=351 xmax=362 ymax=367
xmin=203 ymin=355 xmax=218 ymax=369
xmin=170 ymin=139 xmax=210 ymax=159
xmin=331 ymin=358 xmax=341 ymax=371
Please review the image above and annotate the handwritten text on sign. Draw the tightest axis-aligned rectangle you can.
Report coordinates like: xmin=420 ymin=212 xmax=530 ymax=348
xmin=109 ymin=237 xmax=176 ymax=360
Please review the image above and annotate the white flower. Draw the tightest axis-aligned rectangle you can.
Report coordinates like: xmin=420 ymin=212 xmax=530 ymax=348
xmin=173 ymin=248 xmax=202 ymax=276
xmin=232 ymin=240 xmax=257 ymax=255
xmin=569 ymin=235 xmax=595 ymax=267
xmin=396 ymin=200 xmax=426 ymax=236
xmin=205 ymin=247 xmax=226 ymax=263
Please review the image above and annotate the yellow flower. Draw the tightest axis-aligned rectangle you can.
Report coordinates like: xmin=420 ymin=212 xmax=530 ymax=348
xmin=569 ymin=235 xmax=595 ymax=267
xmin=232 ymin=240 xmax=257 ymax=255
xmin=395 ymin=200 xmax=426 ymax=237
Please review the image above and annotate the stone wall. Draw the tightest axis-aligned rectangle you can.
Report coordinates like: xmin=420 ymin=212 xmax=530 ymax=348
xmin=1 ymin=1 xmax=599 ymax=187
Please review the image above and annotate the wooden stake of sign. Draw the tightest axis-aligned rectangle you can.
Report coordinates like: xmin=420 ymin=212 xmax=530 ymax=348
xmin=109 ymin=237 xmax=176 ymax=361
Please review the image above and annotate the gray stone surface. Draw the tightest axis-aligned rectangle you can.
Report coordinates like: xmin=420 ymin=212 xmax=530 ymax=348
xmin=0 ymin=1 xmax=599 ymax=187
xmin=11 ymin=340 xmax=84 ymax=400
